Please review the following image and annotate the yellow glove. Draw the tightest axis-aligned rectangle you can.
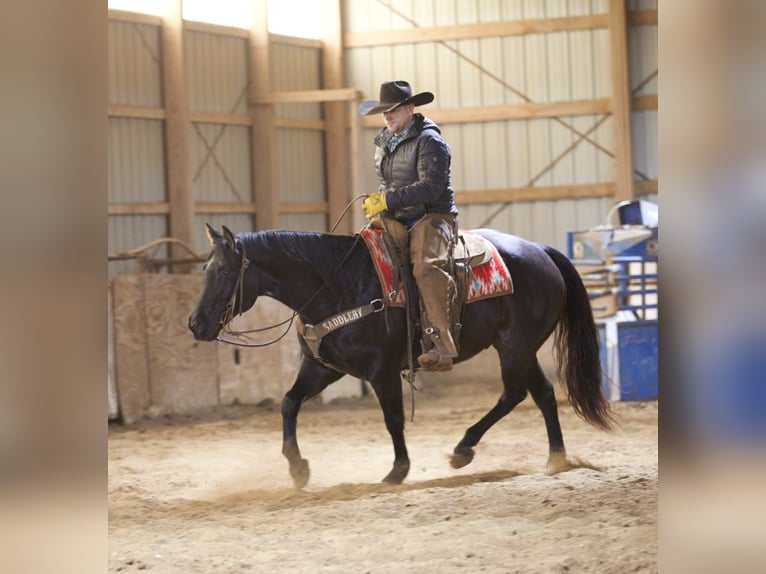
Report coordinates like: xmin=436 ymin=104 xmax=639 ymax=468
xmin=362 ymin=192 xmax=388 ymax=219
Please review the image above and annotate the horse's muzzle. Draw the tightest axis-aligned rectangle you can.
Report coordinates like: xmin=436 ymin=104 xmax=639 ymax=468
xmin=188 ymin=313 xmax=211 ymax=341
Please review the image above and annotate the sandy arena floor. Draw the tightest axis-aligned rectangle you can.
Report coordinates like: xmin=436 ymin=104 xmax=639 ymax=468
xmin=108 ymin=376 xmax=657 ymax=573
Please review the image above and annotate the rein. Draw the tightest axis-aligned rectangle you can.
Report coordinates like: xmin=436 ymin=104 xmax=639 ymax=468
xmin=216 ymin=195 xmax=369 ymax=348
xmin=213 ymin=194 xmax=421 ymax=421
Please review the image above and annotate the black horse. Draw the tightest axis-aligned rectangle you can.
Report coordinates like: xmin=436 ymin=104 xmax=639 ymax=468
xmin=188 ymin=224 xmax=613 ymax=487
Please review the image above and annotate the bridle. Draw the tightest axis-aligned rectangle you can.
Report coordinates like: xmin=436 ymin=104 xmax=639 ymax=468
xmin=215 ymin=195 xmax=368 ymax=348
xmin=216 ymin=240 xmax=298 ymax=348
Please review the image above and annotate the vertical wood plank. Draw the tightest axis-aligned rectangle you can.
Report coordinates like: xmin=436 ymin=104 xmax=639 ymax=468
xmin=144 ymin=275 xmax=219 ymax=414
xmin=112 ymin=275 xmax=150 ymax=424
xmin=249 ymin=0 xmax=278 ymax=230
xmin=161 ymin=0 xmax=194 ymax=269
xmin=349 ymin=98 xmax=367 ymax=232
xmin=609 ymin=0 xmax=635 ymax=202
xmin=322 ymin=0 xmax=351 ymax=233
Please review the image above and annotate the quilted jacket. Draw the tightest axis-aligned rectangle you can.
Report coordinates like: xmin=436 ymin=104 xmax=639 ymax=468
xmin=372 ymin=113 xmax=457 ymax=227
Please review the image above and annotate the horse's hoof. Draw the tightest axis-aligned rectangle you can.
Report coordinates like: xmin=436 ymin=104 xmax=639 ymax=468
xmin=382 ymin=461 xmax=410 ymax=484
xmin=289 ymin=458 xmax=310 ymax=489
xmin=546 ymin=453 xmax=602 ymax=475
xmin=450 ymin=446 xmax=475 ymax=469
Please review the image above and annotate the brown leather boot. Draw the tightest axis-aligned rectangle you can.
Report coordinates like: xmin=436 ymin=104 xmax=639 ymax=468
xmin=417 ymin=349 xmax=454 ymax=372
xmin=417 ymin=329 xmax=456 ymax=372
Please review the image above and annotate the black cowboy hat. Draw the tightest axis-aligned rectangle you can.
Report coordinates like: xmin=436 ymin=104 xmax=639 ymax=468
xmin=358 ymin=80 xmax=434 ymax=115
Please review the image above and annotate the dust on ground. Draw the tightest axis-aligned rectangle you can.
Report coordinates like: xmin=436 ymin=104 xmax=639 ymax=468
xmin=109 ymin=377 xmax=657 ymax=573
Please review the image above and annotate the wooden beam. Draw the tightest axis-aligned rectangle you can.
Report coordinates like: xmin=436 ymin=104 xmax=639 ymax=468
xmin=635 ymin=179 xmax=658 ymax=195
xmin=349 ymin=99 xmax=366 ymax=232
xmin=108 ymin=105 xmax=165 ymax=120
xmin=279 ymin=202 xmax=329 ymax=214
xmin=344 ymin=14 xmax=608 ymax=47
xmin=249 ymin=0 xmax=278 ymax=231
xmin=632 ymin=94 xmax=658 ymax=111
xmin=253 ymin=88 xmax=361 ymax=104
xmin=106 ymin=202 xmax=335 ymax=215
xmin=321 ymin=0 xmax=350 ymax=233
xmin=194 ymin=202 xmax=329 ymax=214
xmin=190 ymin=111 xmax=251 ymax=126
xmin=360 ymin=98 xmax=612 ymax=128
xmin=454 ymin=182 xmax=615 ymax=205
xmin=161 ymin=0 xmax=195 ymax=270
xmin=184 ymin=20 xmax=249 ymax=38
xmin=628 ymin=10 xmax=658 ymax=27
xmin=109 ymin=106 xmax=328 ymax=129
xmin=108 ymin=9 xmax=325 ymax=46
xmin=195 ymin=202 xmax=256 ymax=214
xmin=108 ymin=203 xmax=170 ymax=215
xmin=608 ymin=0 xmax=635 ymax=203
xmin=108 ymin=9 xmax=162 ymax=26
xmin=274 ymin=117 xmax=325 ymax=130
xmin=269 ymin=33 xmax=323 ymax=49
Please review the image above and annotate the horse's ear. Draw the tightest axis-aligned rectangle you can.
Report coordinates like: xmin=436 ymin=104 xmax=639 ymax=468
xmin=205 ymin=223 xmax=222 ymax=245
xmin=222 ymin=225 xmax=237 ymax=249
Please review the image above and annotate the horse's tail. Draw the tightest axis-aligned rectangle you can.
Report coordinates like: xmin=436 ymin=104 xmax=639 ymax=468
xmin=543 ymin=245 xmax=615 ymax=431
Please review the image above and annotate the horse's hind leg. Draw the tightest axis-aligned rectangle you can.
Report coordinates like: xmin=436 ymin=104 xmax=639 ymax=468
xmin=450 ymin=351 xmax=530 ymax=469
xmin=525 ymin=359 xmax=568 ymax=472
xmin=281 ymin=357 xmax=344 ymax=488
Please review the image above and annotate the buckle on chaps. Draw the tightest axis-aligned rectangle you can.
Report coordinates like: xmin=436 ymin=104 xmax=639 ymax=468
xmin=296 ymin=299 xmax=385 ymax=360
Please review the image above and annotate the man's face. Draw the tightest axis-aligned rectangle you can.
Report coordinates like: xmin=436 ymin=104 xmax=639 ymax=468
xmin=383 ymin=104 xmax=414 ymax=135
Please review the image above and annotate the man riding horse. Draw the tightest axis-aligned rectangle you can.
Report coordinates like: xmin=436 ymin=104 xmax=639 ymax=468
xmin=359 ymin=80 xmax=459 ymax=372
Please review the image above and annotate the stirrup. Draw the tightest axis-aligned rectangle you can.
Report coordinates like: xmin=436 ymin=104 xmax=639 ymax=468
xmin=417 ymin=350 xmax=453 ymax=372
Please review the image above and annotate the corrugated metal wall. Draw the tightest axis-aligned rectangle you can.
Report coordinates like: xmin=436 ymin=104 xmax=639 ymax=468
xmin=344 ymin=0 xmax=657 ymax=249
xmin=628 ymin=0 xmax=658 ymax=189
xmin=108 ymin=20 xmax=167 ymax=277
xmin=108 ymin=0 xmax=657 ymax=269
xmin=272 ymin=43 xmax=328 ymax=231
xmin=186 ymin=30 xmax=254 ymax=251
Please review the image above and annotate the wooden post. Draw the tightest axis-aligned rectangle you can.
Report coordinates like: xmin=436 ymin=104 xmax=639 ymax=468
xmin=608 ymin=0 xmax=634 ymax=203
xmin=321 ymin=0 xmax=350 ymax=233
xmin=249 ymin=0 xmax=278 ymax=230
xmin=349 ymin=97 xmax=366 ymax=232
xmin=161 ymin=0 xmax=194 ymax=271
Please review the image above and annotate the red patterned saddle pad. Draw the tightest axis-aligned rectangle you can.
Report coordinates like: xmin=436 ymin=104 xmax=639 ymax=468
xmin=359 ymin=228 xmax=513 ymax=308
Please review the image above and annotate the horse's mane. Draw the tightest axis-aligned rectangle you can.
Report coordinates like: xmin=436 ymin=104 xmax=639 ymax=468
xmin=240 ymin=230 xmax=366 ymax=294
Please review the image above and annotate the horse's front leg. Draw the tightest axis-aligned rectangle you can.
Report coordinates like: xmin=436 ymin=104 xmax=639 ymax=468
xmin=281 ymin=357 xmax=344 ymax=488
xmin=369 ymin=370 xmax=410 ymax=484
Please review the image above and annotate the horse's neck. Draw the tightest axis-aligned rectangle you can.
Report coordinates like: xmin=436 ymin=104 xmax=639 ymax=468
xmin=246 ymin=231 xmax=362 ymax=316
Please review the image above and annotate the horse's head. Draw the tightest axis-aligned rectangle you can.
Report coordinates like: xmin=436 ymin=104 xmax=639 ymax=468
xmin=188 ymin=224 xmax=256 ymax=341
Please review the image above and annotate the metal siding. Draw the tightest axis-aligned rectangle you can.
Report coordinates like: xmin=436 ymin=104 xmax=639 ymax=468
xmin=628 ymin=0 xmax=657 ymax=10
xmin=632 ymin=110 xmax=657 ymax=179
xmin=629 ymin=19 xmax=657 ymax=182
xmin=272 ymin=44 xmax=322 ymax=120
xmin=276 ymin=128 xmax=326 ymax=203
xmin=108 ymin=21 xmax=162 ymax=106
xmin=108 ymin=117 xmax=166 ymax=203
xmin=108 ymin=215 xmax=169 ymax=280
xmin=343 ymin=0 xmax=655 ymax=248
xmin=591 ymin=28 xmax=611 ymax=97
xmin=270 ymin=44 xmax=326 ymax=228
xmin=190 ymin=123 xmax=253 ymax=203
xmin=279 ymin=213 xmax=328 ymax=231
xmin=629 ymin=23 xmax=657 ymax=93
xmin=185 ymin=31 xmax=248 ymax=114
xmin=193 ymin=214 xmax=254 ymax=253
